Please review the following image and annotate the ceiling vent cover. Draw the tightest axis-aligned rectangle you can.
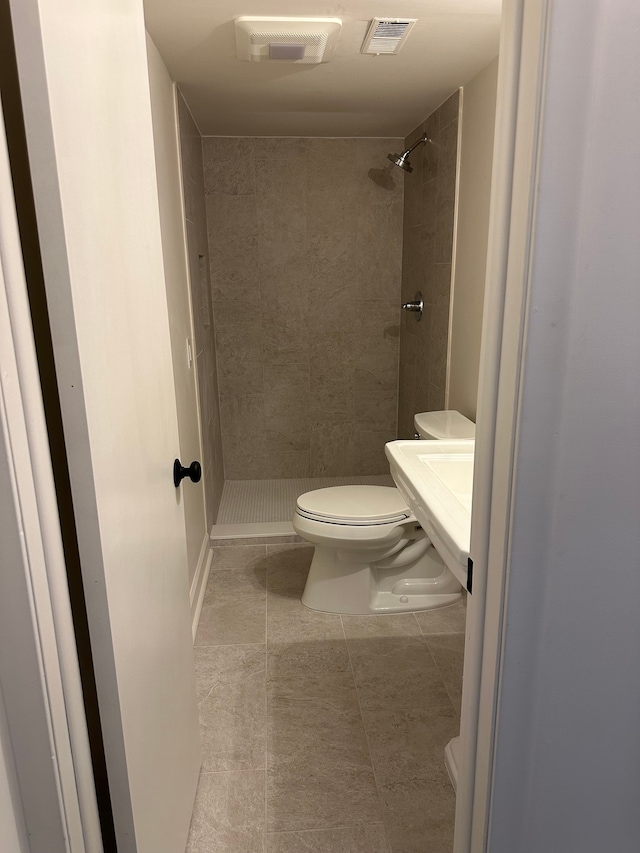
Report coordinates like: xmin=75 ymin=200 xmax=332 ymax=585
xmin=361 ymin=18 xmax=417 ymax=55
xmin=235 ymin=16 xmax=342 ymax=63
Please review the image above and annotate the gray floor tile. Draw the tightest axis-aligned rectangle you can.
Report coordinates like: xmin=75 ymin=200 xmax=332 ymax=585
xmin=186 ymin=770 xmax=265 ymax=853
xmin=267 ymin=669 xmax=361 ymax=713
xmin=195 ymin=645 xmax=266 ymax=771
xmin=268 ymin=592 xmax=344 ymax=643
xmin=266 ymin=542 xmax=313 ymax=559
xmin=362 ymin=707 xmax=459 ymax=786
xmin=266 ymin=545 xmax=314 ymax=594
xmin=196 ymin=568 xmax=266 ymax=646
xmin=190 ymin=533 xmax=457 ymax=850
xmin=267 ymin=639 xmax=352 ymax=683
xmin=267 ymin=825 xmax=389 ymax=852
xmin=378 ymin=777 xmax=455 ymax=853
xmin=211 ymin=545 xmax=267 ymax=570
xmin=267 ymin=693 xmax=381 ymax=831
xmin=346 ymin=635 xmax=451 ymax=710
xmin=341 ymin=613 xmax=422 ymax=639
xmin=414 ymin=599 xmax=466 ymax=635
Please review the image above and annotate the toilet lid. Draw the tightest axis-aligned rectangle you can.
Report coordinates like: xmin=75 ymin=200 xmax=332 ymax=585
xmin=414 ymin=410 xmax=476 ymax=440
xmin=296 ymin=486 xmax=410 ymax=525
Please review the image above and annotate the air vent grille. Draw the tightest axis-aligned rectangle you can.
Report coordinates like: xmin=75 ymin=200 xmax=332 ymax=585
xmin=361 ymin=18 xmax=417 ymax=55
xmin=235 ymin=16 xmax=342 ymax=63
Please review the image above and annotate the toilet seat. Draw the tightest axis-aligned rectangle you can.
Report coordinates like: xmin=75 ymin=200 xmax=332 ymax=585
xmin=296 ymin=486 xmax=410 ymax=526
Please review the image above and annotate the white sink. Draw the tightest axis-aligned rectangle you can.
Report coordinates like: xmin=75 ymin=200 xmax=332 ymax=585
xmin=385 ymin=439 xmax=474 ymax=586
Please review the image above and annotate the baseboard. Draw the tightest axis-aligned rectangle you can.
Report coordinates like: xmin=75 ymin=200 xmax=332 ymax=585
xmin=190 ymin=533 xmax=212 ymax=642
xmin=210 ymin=520 xmax=296 ymax=540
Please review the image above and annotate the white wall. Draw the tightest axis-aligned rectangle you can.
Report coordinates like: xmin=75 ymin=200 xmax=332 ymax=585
xmin=448 ymin=58 xmax=499 ymax=420
xmin=478 ymin=1 xmax=640 ymax=850
xmin=146 ymin=34 xmax=207 ymax=589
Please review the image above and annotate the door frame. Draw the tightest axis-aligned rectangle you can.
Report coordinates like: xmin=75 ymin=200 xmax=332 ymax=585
xmin=0 ymin=96 xmax=102 ymax=853
xmin=454 ymin=0 xmax=548 ymax=848
xmin=458 ymin=0 xmax=640 ymax=848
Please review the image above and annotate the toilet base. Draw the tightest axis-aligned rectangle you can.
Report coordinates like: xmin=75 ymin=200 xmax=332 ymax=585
xmin=301 ymin=542 xmax=462 ymax=615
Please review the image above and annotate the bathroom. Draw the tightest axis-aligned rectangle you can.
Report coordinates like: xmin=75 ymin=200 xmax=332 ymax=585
xmin=145 ymin=2 xmax=499 ymax=851
xmin=5 ymin=0 xmax=497 ymax=848
xmin=4 ymin=1 xmax=640 ymax=851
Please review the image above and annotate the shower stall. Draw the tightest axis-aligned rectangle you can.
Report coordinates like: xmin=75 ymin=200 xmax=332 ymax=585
xmin=176 ymin=93 xmax=461 ymax=538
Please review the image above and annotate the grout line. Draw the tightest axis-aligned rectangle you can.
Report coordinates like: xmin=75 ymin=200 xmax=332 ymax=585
xmin=266 ymin=821 xmax=388 ymax=836
xmin=340 ymin=616 xmax=393 ymax=853
xmin=422 ymin=633 xmax=461 ymax=713
xmin=197 ymin=768 xmax=268 ymax=775
xmin=410 ymin=611 xmax=422 ymax=634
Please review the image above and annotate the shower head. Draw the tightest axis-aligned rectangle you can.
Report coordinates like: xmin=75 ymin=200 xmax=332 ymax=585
xmin=387 ymin=133 xmax=432 ymax=173
xmin=387 ymin=151 xmax=413 ymax=172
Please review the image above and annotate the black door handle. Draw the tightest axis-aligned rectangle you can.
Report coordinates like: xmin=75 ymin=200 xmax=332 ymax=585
xmin=173 ymin=459 xmax=202 ymax=488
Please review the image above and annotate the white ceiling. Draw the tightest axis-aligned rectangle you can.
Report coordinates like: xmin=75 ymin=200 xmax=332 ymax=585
xmin=144 ymin=1 xmax=501 ymax=138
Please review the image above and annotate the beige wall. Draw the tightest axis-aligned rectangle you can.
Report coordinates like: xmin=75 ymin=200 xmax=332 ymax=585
xmin=448 ymin=58 xmax=499 ymax=421
xmin=203 ymin=137 xmax=404 ymax=478
xmin=176 ymin=94 xmax=224 ymax=527
xmin=397 ymin=92 xmax=461 ymax=438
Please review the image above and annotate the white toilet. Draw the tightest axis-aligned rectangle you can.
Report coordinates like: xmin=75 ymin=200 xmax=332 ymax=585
xmin=293 ymin=410 xmax=476 ymax=615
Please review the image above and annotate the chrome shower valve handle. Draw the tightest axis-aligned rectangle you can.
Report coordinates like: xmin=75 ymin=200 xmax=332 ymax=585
xmin=402 ymin=291 xmax=423 ymax=321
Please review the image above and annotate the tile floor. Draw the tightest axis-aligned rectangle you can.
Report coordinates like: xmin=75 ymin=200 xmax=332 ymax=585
xmin=216 ymin=476 xmax=395 ymax=525
xmin=186 ymin=541 xmax=466 ymax=853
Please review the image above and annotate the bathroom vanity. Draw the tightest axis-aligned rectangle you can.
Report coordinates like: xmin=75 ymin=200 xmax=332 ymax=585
xmin=385 ymin=439 xmax=474 ymax=588
xmin=385 ymin=437 xmax=475 ymax=790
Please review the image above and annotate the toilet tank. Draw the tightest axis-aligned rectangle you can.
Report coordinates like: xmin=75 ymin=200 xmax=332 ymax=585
xmin=414 ymin=410 xmax=476 ymax=440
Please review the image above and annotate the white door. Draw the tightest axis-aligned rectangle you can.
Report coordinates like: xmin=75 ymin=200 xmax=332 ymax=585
xmin=8 ymin=1 xmax=201 ymax=851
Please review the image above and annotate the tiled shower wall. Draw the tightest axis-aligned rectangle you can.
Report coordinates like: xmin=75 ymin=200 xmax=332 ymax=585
xmin=203 ymin=137 xmax=404 ymax=479
xmin=177 ymin=94 xmax=224 ymax=526
xmin=398 ymin=92 xmax=460 ymax=438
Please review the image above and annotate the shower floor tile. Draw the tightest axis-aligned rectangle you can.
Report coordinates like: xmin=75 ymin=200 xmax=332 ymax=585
xmin=215 ymin=475 xmax=395 ymax=526
xmin=186 ymin=542 xmax=466 ymax=853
